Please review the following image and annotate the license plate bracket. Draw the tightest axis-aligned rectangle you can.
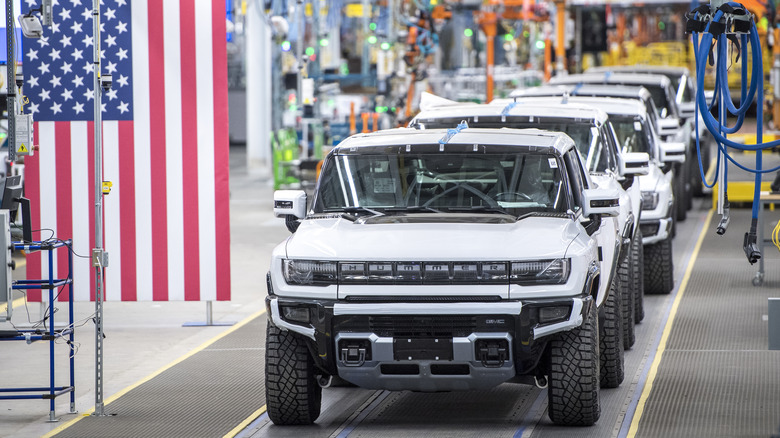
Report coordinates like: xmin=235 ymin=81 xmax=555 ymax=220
xmin=393 ymin=338 xmax=453 ymax=361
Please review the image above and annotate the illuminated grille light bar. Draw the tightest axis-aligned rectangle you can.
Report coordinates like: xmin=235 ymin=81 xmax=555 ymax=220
xmin=284 ymin=259 xmax=570 ymax=286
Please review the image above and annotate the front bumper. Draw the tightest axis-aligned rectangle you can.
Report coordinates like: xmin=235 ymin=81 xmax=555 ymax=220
xmin=640 ymin=217 xmax=672 ymax=245
xmin=266 ymin=294 xmax=593 ymax=390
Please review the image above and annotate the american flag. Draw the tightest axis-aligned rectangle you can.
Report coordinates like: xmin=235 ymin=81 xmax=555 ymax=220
xmin=23 ymin=0 xmax=231 ymax=302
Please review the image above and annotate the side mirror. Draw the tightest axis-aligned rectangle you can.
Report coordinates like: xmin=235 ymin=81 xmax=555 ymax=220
xmin=582 ymin=188 xmax=621 ymax=217
xmin=657 ymin=118 xmax=680 ymax=138
xmin=659 ymin=142 xmax=686 ymax=164
xmin=274 ymin=190 xmax=307 ymax=219
xmin=275 ymin=190 xmax=307 ymax=233
xmin=678 ymin=101 xmax=696 ymax=119
xmin=619 ymin=152 xmax=650 ymax=177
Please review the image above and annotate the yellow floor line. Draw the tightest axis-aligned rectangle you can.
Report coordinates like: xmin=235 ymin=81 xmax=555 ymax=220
xmin=1 ymin=297 xmax=26 ymax=313
xmin=627 ymin=208 xmax=715 ymax=437
xmin=223 ymin=405 xmax=268 ymax=438
xmin=41 ymin=308 xmax=267 ymax=438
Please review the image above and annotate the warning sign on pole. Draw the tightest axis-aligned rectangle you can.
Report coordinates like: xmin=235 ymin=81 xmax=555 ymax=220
xmin=14 ymin=114 xmax=34 ymax=156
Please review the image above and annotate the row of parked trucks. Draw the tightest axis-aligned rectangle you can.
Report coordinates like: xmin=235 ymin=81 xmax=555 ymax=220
xmin=264 ymin=67 xmax=708 ymax=426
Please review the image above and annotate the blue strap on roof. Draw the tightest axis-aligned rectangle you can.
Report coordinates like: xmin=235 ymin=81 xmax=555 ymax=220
xmin=438 ymin=121 xmax=469 ymax=145
xmin=571 ymin=82 xmax=584 ymax=96
xmin=501 ymin=101 xmax=519 ymax=116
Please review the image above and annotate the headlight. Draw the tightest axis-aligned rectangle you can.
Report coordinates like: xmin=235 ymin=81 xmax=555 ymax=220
xmin=641 ymin=192 xmax=659 ymax=210
xmin=511 ymin=259 xmax=570 ymax=285
xmin=282 ymin=260 xmax=337 ymax=285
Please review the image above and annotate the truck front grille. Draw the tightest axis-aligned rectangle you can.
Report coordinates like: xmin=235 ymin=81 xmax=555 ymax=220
xmin=334 ymin=315 xmax=513 ymax=338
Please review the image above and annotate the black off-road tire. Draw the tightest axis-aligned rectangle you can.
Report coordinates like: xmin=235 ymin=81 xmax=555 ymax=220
xmin=548 ymin=301 xmax=601 ymax=426
xmin=644 ymin=236 xmax=674 ymax=295
xmin=265 ymin=323 xmax=322 ymax=425
xmin=617 ymin=252 xmax=635 ymax=349
xmin=599 ymin=281 xmax=625 ymax=388
xmin=632 ymin=230 xmax=645 ymax=323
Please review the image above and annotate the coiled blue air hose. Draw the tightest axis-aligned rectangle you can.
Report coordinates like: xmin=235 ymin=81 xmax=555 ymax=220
xmin=688 ymin=3 xmax=778 ymax=263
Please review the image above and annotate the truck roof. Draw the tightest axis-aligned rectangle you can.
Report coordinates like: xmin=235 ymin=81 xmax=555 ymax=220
xmin=334 ymin=127 xmax=576 ymax=155
xmin=550 ymin=72 xmax=673 ymax=89
xmin=511 ymin=84 xmax=653 ymax=101
xmin=515 ymin=95 xmax=647 ymax=119
xmin=413 ymin=99 xmax=610 ymax=126
xmin=587 ymin=65 xmax=691 ymax=77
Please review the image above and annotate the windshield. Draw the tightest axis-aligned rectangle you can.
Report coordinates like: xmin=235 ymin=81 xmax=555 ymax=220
xmin=611 ymin=116 xmax=655 ymax=158
xmin=645 ymin=85 xmax=678 ymax=119
xmin=314 ymin=150 xmax=568 ymax=217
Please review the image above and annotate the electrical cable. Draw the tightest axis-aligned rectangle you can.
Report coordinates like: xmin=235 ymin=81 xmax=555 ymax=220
xmin=687 ymin=1 xmax=778 ymax=263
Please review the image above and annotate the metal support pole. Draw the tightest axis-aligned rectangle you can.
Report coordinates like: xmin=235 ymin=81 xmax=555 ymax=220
xmin=68 ymin=245 xmax=75 ymax=413
xmin=6 ymin=0 xmax=16 ymax=164
xmin=92 ymin=0 xmax=107 ymax=417
xmin=361 ymin=0 xmax=370 ymax=87
xmin=575 ymin=7 xmax=582 ymax=73
xmin=206 ymin=301 xmax=213 ymax=326
xmin=717 ymin=38 xmax=726 ymax=216
xmin=554 ymin=0 xmax=567 ymax=76
xmin=47 ymin=249 xmax=56 ymax=422
xmin=296 ymin=0 xmax=305 ymax=153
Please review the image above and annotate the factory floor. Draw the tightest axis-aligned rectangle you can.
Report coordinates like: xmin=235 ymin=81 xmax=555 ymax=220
xmin=1 ymin=145 xmax=779 ymax=438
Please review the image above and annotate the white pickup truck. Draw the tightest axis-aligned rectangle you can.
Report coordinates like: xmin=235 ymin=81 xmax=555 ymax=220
xmin=266 ymin=127 xmax=622 ymax=426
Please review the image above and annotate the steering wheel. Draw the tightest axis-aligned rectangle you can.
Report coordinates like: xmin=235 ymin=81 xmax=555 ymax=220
xmin=423 ymin=182 xmax=499 ymax=207
xmin=493 ymin=191 xmax=533 ymax=203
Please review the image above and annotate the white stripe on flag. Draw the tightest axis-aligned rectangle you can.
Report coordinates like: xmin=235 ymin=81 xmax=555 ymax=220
xmin=103 ymin=121 xmax=121 ymax=301
xmin=164 ymin=0 xmax=185 ymax=301
xmin=195 ymin=1 xmax=217 ymax=301
xmin=39 ymin=122 xmax=57 ymax=282
xmin=132 ymin=0 xmax=153 ymax=301
xmin=70 ymin=121 xmax=91 ymax=302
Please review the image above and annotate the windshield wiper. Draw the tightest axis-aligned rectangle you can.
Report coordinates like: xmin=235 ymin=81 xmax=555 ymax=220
xmin=323 ymin=206 xmax=385 ymax=222
xmin=384 ymin=206 xmax=443 ymax=214
xmin=443 ymin=206 xmax=513 ymax=216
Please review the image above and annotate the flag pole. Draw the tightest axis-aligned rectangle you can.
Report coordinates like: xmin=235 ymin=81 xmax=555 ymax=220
xmin=91 ymin=0 xmax=107 ymax=417
xmin=6 ymin=0 xmax=15 ymax=166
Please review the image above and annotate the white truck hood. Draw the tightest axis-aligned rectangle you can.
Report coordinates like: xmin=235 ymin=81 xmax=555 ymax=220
xmin=284 ymin=216 xmax=580 ymax=261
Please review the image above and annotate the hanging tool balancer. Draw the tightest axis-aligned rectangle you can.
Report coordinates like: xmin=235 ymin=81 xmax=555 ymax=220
xmin=685 ymin=0 xmax=776 ymax=265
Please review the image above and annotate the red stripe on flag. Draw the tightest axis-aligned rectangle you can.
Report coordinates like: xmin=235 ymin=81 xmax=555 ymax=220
xmin=87 ymin=122 xmax=96 ymax=301
xmin=119 ymin=121 xmax=137 ymax=301
xmin=181 ymin=0 xmax=200 ymax=301
xmin=55 ymin=122 xmax=72 ymax=301
xmin=149 ymin=0 xmax=169 ymax=301
xmin=212 ymin=0 xmax=231 ymax=301
xmin=27 ymin=122 xmax=42 ymax=302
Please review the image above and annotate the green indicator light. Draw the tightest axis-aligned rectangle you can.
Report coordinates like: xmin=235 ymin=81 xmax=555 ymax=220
xmin=658 ymin=21 xmax=665 ymax=31
xmin=368 ymin=35 xmax=377 ymax=44
xmin=319 ymin=38 xmax=329 ymax=47
xmin=328 ymin=99 xmax=336 ymax=106
xmin=281 ymin=40 xmax=291 ymax=51
xmin=290 ymin=104 xmax=298 ymax=111
xmin=375 ymin=106 xmax=388 ymax=113
xmin=369 ymin=22 xmax=377 ymax=31
xmin=504 ymin=33 xmax=513 ymax=42
xmin=380 ymin=42 xmax=391 ymax=50
xmin=391 ymin=107 xmax=396 ymax=112
xmin=464 ymin=28 xmax=473 ymax=37
xmin=535 ymin=40 xmax=545 ymax=50
xmin=305 ymin=47 xmax=315 ymax=56
xmin=340 ymin=64 xmax=350 ymax=75
xmin=523 ymin=30 xmax=530 ymax=38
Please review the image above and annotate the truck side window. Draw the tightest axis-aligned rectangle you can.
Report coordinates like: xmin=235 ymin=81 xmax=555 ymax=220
xmin=564 ymin=150 xmax=586 ymax=212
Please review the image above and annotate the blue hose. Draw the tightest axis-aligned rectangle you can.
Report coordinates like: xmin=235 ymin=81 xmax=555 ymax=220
xmin=690 ymin=3 xmax=768 ymax=262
